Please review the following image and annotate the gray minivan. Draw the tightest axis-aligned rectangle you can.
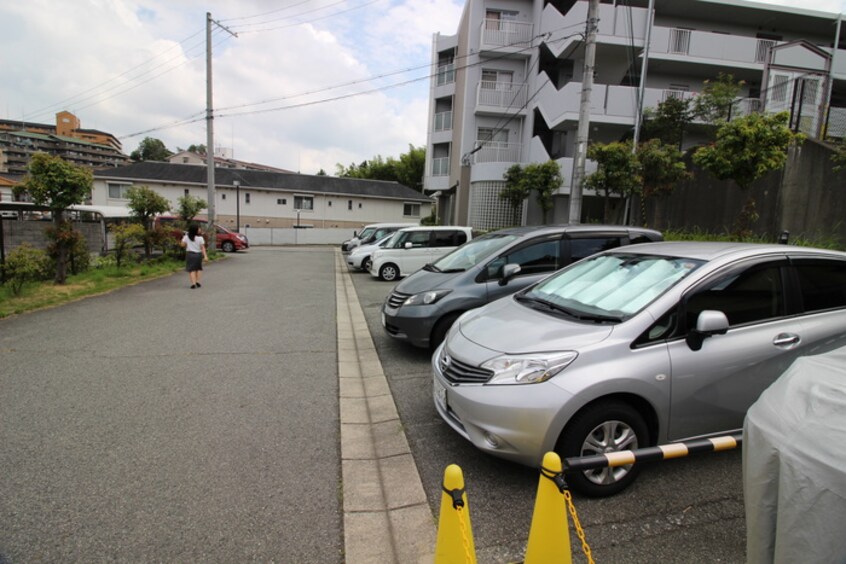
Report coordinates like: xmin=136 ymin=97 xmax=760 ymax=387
xmin=381 ymin=225 xmax=662 ymax=349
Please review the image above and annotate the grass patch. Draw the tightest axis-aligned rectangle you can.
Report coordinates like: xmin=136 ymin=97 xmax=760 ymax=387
xmin=0 ymin=258 xmax=186 ymax=319
xmin=663 ymin=228 xmax=844 ymax=250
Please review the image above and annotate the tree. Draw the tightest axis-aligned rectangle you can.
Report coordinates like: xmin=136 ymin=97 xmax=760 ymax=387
xmin=692 ymin=73 xmax=745 ymax=125
xmin=641 ymin=96 xmax=693 ymax=147
xmin=110 ymin=223 xmax=145 ymax=268
xmin=176 ymin=194 xmax=206 ymax=222
xmin=500 ymin=161 xmax=563 ymax=224
xmin=692 ymin=111 xmax=801 ymax=236
xmin=187 ymin=144 xmax=207 ymax=154
xmin=636 ymin=139 xmax=691 ymax=228
xmin=584 ymin=141 xmax=641 ymax=223
xmin=316 ymin=168 xmax=328 ymax=176
xmin=14 ymin=152 xmax=92 ymax=284
xmin=335 ymin=145 xmax=426 ymax=191
xmin=125 ymin=186 xmax=171 ymax=258
xmin=130 ymin=137 xmax=173 ymax=162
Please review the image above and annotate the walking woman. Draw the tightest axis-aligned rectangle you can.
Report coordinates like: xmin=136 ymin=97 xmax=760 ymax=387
xmin=181 ymin=224 xmax=208 ymax=288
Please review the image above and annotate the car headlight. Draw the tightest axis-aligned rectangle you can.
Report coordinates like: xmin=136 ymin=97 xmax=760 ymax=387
xmin=404 ymin=290 xmax=452 ymax=306
xmin=482 ymin=352 xmax=578 ymax=385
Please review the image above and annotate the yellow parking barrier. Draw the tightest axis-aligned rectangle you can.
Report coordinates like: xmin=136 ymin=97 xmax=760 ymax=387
xmin=435 ymin=464 xmax=477 ymax=564
xmin=524 ymin=451 xmax=574 ymax=564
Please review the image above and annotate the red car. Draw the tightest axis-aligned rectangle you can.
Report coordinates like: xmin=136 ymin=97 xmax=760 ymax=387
xmin=155 ymin=216 xmax=249 ymax=252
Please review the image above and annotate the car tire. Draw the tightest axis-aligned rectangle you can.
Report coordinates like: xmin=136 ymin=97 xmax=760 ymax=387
xmin=222 ymin=241 xmax=235 ymax=253
xmin=430 ymin=312 xmax=461 ymax=351
xmin=556 ymin=400 xmax=649 ymax=498
xmin=379 ymin=263 xmax=400 ymax=281
xmin=362 ymin=256 xmax=372 ymax=272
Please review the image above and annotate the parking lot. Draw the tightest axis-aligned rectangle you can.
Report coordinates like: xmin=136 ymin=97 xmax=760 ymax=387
xmin=350 ymin=266 xmax=746 ymax=563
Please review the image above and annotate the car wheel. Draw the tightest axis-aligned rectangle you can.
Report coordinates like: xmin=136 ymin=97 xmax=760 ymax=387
xmin=222 ymin=241 xmax=235 ymax=252
xmin=362 ymin=256 xmax=372 ymax=272
xmin=379 ymin=263 xmax=399 ymax=281
xmin=430 ymin=312 xmax=461 ymax=351
xmin=556 ymin=400 xmax=649 ymax=497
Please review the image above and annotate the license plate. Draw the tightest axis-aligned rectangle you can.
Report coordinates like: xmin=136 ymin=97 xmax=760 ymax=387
xmin=434 ymin=379 xmax=447 ymax=410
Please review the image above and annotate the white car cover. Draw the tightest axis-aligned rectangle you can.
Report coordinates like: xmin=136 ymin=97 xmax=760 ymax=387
xmin=743 ymin=346 xmax=846 ymax=564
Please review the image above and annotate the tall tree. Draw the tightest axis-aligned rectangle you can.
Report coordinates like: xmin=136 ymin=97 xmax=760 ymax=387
xmin=126 ymin=186 xmax=171 ymax=257
xmin=176 ymin=194 xmax=206 ymax=223
xmin=692 ymin=73 xmax=745 ymax=125
xmin=637 ymin=139 xmax=691 ymax=228
xmin=500 ymin=161 xmax=563 ymax=224
xmin=692 ymin=111 xmax=801 ymax=236
xmin=130 ymin=137 xmax=173 ymax=162
xmin=335 ymin=145 xmax=426 ymax=191
xmin=641 ymin=96 xmax=693 ymax=147
xmin=13 ymin=153 xmax=93 ymax=284
xmin=585 ymin=141 xmax=641 ymax=223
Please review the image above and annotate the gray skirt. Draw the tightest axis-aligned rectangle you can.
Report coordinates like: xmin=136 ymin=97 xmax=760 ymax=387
xmin=186 ymin=251 xmax=203 ymax=272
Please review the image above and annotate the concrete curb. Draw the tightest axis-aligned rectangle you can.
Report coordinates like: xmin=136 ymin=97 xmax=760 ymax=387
xmin=335 ymin=250 xmax=437 ymax=563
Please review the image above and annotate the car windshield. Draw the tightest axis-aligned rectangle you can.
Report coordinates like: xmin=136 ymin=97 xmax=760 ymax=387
xmin=521 ymin=253 xmax=704 ymax=319
xmin=357 ymin=227 xmax=376 ymax=240
xmin=431 ymin=233 xmax=519 ymax=272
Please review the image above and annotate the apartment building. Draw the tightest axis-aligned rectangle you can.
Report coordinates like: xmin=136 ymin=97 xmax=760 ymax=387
xmin=424 ymin=0 xmax=846 ymax=229
xmin=0 ymin=111 xmax=128 ymax=175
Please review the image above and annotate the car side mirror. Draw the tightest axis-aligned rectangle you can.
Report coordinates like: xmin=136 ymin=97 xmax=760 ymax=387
xmin=404 ymin=242 xmax=413 ymax=249
xmin=686 ymin=310 xmax=729 ymax=351
xmin=498 ymin=263 xmax=522 ymax=286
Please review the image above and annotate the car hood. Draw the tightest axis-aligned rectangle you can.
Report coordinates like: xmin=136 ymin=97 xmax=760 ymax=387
xmin=457 ymin=296 xmax=613 ymax=353
xmin=394 ymin=268 xmax=467 ymax=294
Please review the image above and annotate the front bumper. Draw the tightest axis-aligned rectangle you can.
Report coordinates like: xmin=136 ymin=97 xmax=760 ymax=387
xmin=431 ymin=341 xmax=572 ymax=467
xmin=381 ymin=301 xmax=438 ymax=348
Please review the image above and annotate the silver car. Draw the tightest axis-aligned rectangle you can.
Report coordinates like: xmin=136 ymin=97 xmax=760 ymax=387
xmin=433 ymin=242 xmax=846 ymax=496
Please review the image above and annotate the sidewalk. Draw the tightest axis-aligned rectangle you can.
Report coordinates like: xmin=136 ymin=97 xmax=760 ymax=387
xmin=335 ymin=250 xmax=437 ymax=562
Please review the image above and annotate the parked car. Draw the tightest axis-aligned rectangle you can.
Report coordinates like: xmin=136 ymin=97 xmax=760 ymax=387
xmin=382 ymin=225 xmax=662 ymax=349
xmin=346 ymin=233 xmax=394 ymax=271
xmin=155 ymin=216 xmax=249 ymax=252
xmin=432 ymin=242 xmax=846 ymax=497
xmin=340 ymin=222 xmax=417 ymax=253
xmin=369 ymin=226 xmax=474 ymax=282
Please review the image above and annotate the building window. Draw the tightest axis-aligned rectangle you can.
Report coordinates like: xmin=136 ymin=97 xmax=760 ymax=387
xmin=245 ymin=193 xmax=251 ymax=204
xmin=348 ymin=200 xmax=353 ymax=210
xmin=294 ymin=195 xmax=314 ymax=210
xmin=184 ymin=189 xmax=190 ymax=196
xmin=222 ymin=193 xmax=226 ymax=200
xmin=403 ymin=203 xmax=421 ymax=217
xmin=328 ymin=201 xmax=332 ymax=207
xmin=108 ymin=183 xmax=132 ymax=199
xmin=182 ymin=157 xmax=189 ymax=163
xmin=277 ymin=198 xmax=286 ymax=205
xmin=358 ymin=203 xmax=362 ymax=209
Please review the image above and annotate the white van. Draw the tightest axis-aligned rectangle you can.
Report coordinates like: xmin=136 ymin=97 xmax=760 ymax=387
xmin=340 ymin=222 xmax=417 ymax=253
xmin=368 ymin=226 xmax=474 ymax=281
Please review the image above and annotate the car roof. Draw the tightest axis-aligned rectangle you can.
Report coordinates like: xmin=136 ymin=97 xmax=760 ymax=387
xmin=614 ymin=241 xmax=846 ymax=261
xmin=396 ymin=225 xmax=472 ymax=232
xmin=479 ymin=224 xmax=662 ymax=237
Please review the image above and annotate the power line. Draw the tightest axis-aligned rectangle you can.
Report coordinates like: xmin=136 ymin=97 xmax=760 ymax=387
xmin=219 ymin=0 xmax=313 ymax=23
xmin=232 ymin=0 xmax=383 ymax=34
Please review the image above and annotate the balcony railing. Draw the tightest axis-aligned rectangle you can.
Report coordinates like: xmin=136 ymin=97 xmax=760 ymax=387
xmin=432 ymin=157 xmax=450 ymax=176
xmin=661 ymin=89 xmax=695 ymax=102
xmin=433 ymin=111 xmax=453 ymax=132
xmin=481 ymin=19 xmax=533 ymax=48
xmin=477 ymin=81 xmax=528 ymax=108
xmin=473 ymin=141 xmax=521 ymax=164
xmin=436 ymin=63 xmax=455 ymax=86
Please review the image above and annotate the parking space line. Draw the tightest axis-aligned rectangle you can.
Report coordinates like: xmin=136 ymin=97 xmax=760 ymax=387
xmin=335 ymin=250 xmax=436 ymax=563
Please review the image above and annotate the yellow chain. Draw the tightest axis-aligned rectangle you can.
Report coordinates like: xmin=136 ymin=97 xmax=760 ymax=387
xmin=564 ymin=490 xmax=594 ymax=564
xmin=455 ymin=505 xmax=474 ymax=564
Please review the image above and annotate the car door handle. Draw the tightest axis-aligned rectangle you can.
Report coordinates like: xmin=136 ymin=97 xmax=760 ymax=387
xmin=773 ymin=333 xmax=800 ymax=347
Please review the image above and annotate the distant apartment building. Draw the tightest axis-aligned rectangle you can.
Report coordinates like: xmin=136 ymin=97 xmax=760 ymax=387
xmin=424 ymin=0 xmax=846 ymax=229
xmin=0 ymin=111 xmax=129 ymax=176
xmin=168 ymin=150 xmax=294 ymax=173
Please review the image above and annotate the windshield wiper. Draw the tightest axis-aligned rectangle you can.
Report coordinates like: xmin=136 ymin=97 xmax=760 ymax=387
xmin=515 ymin=295 xmax=621 ymax=323
xmin=439 ymin=268 xmax=466 ymax=273
xmin=572 ymin=312 xmax=622 ymax=323
xmin=423 ymin=263 xmax=441 ymax=272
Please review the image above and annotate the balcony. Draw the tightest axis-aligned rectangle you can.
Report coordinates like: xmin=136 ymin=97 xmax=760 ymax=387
xmin=651 ymin=27 xmax=782 ymax=68
xmin=473 ymin=141 xmax=522 ymax=164
xmin=477 ymin=81 xmax=528 ymax=111
xmin=480 ymin=19 xmax=533 ymax=51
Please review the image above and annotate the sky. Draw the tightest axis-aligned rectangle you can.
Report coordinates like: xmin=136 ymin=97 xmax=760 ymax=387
xmin=1 ymin=0 xmax=844 ymax=175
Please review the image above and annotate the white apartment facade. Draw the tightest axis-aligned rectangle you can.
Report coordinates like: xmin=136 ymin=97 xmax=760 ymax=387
xmin=424 ymin=0 xmax=846 ymax=229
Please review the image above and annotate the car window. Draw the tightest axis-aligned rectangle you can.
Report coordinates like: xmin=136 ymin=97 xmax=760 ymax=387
xmin=433 ymin=230 xmax=465 ymax=247
xmin=685 ymin=265 xmax=785 ymax=330
xmin=569 ymin=237 xmax=623 ymax=262
xmin=486 ymin=238 xmax=560 ymax=279
xmin=405 ymin=230 xmax=431 ymax=247
xmin=793 ymin=259 xmax=846 ymax=312
xmin=434 ymin=233 xmax=518 ymax=272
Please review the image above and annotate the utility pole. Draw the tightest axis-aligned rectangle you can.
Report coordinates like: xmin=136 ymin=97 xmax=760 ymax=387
xmin=568 ymin=0 xmax=599 ymax=225
xmin=206 ymin=12 xmax=237 ymax=250
xmin=626 ymin=0 xmax=655 ymax=225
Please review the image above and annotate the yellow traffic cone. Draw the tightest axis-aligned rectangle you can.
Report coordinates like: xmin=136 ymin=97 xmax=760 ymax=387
xmin=435 ymin=464 xmax=477 ymax=564
xmin=524 ymin=452 xmax=572 ymax=564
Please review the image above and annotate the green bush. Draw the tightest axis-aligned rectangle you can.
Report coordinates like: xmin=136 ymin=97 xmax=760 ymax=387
xmin=110 ymin=223 xmax=146 ymax=267
xmin=3 ymin=244 xmax=53 ymax=295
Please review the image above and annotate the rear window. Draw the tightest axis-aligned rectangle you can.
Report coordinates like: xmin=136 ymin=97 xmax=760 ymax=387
xmin=432 ymin=230 xmax=466 ymax=247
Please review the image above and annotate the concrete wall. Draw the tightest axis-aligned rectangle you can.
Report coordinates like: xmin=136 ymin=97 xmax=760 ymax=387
xmin=2 ymin=220 xmax=104 ymax=255
xmin=242 ymin=227 xmax=353 ymax=246
xmin=645 ymin=139 xmax=846 ymax=243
